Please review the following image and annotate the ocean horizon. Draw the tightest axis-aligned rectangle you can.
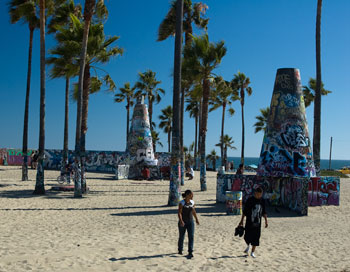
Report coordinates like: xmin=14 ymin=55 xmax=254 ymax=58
xmin=206 ymin=157 xmax=350 ymax=170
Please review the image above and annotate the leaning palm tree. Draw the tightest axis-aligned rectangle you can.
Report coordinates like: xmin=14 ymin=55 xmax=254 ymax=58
xmin=231 ymin=72 xmax=252 ymax=167
xmin=254 ymin=107 xmax=269 ymax=134
xmin=206 ymin=149 xmax=218 ymax=171
xmin=303 ymin=77 xmax=331 ymax=108
xmin=8 ymin=0 xmax=39 ymax=181
xmin=314 ymin=0 xmax=323 ymax=175
xmin=159 ymin=105 xmax=173 ymax=152
xmin=183 ymin=34 xmax=227 ymax=191
xmin=135 ymin=70 xmax=165 ymax=135
xmin=114 ymin=82 xmax=136 ymax=146
xmin=209 ymin=76 xmax=236 ymax=167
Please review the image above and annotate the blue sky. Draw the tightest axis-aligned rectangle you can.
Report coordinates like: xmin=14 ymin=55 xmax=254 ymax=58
xmin=0 ymin=0 xmax=349 ymax=159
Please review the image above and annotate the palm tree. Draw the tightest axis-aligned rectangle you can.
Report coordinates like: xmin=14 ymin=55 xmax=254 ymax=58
xmin=185 ymin=85 xmax=201 ymax=169
xmin=33 ymin=0 xmax=46 ymax=194
xmin=114 ymin=83 xmax=136 ymax=146
xmin=135 ymin=70 xmax=165 ymax=135
xmin=215 ymin=134 xmax=236 ymax=169
xmin=47 ymin=2 xmax=82 ymax=175
xmin=254 ymin=107 xmax=270 ymax=134
xmin=74 ymin=0 xmax=97 ymax=197
xmin=303 ymin=77 xmax=331 ymax=108
xmin=231 ymin=72 xmax=252 ymax=167
xmin=206 ymin=149 xmax=218 ymax=170
xmin=151 ymin=130 xmax=163 ymax=153
xmin=8 ymin=0 xmax=39 ymax=181
xmin=209 ymin=76 xmax=236 ymax=167
xmin=159 ymin=106 xmax=173 ymax=152
xmin=183 ymin=34 xmax=227 ymax=191
xmin=314 ymin=0 xmax=322 ymax=175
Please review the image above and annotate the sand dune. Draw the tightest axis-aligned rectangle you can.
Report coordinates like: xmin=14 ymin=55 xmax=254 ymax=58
xmin=0 ymin=166 xmax=349 ymax=272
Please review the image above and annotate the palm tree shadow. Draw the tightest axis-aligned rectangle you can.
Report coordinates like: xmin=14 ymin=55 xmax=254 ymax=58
xmin=108 ymin=253 xmax=177 ymax=262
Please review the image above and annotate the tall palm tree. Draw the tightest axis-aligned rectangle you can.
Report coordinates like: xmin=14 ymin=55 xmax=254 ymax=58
xmin=209 ymin=76 xmax=236 ymax=167
xmin=183 ymin=34 xmax=227 ymax=191
xmin=8 ymin=0 xmax=39 ymax=181
xmin=33 ymin=0 xmax=46 ymax=194
xmin=159 ymin=105 xmax=173 ymax=152
xmin=215 ymin=134 xmax=236 ymax=169
xmin=74 ymin=0 xmax=96 ymax=197
xmin=314 ymin=0 xmax=323 ymax=175
xmin=47 ymin=2 xmax=82 ymax=175
xmin=135 ymin=70 xmax=165 ymax=136
xmin=231 ymin=72 xmax=252 ymax=167
xmin=114 ymin=82 xmax=136 ymax=146
xmin=254 ymin=107 xmax=269 ymax=134
xmin=158 ymin=0 xmax=208 ymax=185
xmin=303 ymin=77 xmax=331 ymax=108
xmin=206 ymin=149 xmax=218 ymax=170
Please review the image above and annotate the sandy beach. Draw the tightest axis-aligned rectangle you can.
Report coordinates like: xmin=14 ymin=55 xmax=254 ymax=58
xmin=0 ymin=166 xmax=349 ymax=272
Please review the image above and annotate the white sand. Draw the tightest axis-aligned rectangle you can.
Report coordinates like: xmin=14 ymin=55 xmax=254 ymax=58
xmin=1 ymin=165 xmax=350 ymax=272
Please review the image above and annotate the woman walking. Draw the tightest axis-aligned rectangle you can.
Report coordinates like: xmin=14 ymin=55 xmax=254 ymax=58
xmin=178 ymin=190 xmax=200 ymax=259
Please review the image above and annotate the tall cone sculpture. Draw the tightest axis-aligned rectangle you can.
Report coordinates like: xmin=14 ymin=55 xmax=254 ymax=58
xmin=126 ymin=97 xmax=157 ymax=177
xmin=257 ymin=68 xmax=316 ymax=177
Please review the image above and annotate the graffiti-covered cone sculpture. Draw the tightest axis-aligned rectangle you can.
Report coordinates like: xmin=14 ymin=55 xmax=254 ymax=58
xmin=127 ymin=96 xmax=157 ymax=167
xmin=257 ymin=68 xmax=316 ymax=177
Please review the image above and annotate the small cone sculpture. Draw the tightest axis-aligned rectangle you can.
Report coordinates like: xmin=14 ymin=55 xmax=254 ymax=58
xmin=126 ymin=96 xmax=157 ymax=168
xmin=257 ymin=68 xmax=316 ymax=177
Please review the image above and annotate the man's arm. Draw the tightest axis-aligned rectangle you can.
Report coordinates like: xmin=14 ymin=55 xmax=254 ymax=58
xmin=263 ymin=213 xmax=268 ymax=228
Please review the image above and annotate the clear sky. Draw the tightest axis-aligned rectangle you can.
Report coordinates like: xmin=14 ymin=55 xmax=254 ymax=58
xmin=0 ymin=0 xmax=349 ymax=160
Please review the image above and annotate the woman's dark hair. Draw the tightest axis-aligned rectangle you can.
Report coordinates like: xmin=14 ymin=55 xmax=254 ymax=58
xmin=255 ymin=187 xmax=263 ymax=193
xmin=182 ymin=189 xmax=192 ymax=198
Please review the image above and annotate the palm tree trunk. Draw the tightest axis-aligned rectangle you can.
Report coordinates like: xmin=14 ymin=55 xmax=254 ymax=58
xmin=34 ymin=0 xmax=46 ymax=195
xmin=194 ymin=114 xmax=198 ymax=169
xmin=197 ymin=99 xmax=202 ymax=170
xmin=168 ymin=0 xmax=183 ymax=206
xmin=168 ymin=131 xmax=171 ymax=152
xmin=180 ymin=87 xmax=185 ymax=185
xmin=61 ymin=76 xmax=70 ymax=175
xmin=22 ymin=26 xmax=34 ymax=181
xmin=221 ymin=103 xmax=226 ymax=167
xmin=148 ymin=97 xmax=155 ymax=151
xmin=200 ymin=78 xmax=210 ymax=191
xmin=313 ymin=0 xmax=322 ymax=176
xmin=74 ymin=0 xmax=95 ymax=198
xmin=126 ymin=100 xmax=130 ymax=147
xmin=240 ymin=89 xmax=245 ymax=166
xmin=81 ymin=64 xmax=90 ymax=194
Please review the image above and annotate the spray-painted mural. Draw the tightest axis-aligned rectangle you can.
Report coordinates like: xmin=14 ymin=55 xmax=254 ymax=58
xmin=257 ymin=68 xmax=316 ymax=178
xmin=0 ymin=148 xmax=171 ymax=175
xmin=308 ymin=177 xmax=340 ymax=206
xmin=217 ymin=173 xmax=308 ymax=215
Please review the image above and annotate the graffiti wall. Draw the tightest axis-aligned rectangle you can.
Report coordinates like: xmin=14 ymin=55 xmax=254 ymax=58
xmin=308 ymin=177 xmax=340 ymax=206
xmin=0 ymin=148 xmax=171 ymax=175
xmin=217 ymin=173 xmax=308 ymax=215
xmin=257 ymin=68 xmax=316 ymax=178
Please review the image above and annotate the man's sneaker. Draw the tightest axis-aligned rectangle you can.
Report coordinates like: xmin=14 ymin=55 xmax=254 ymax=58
xmin=244 ymin=246 xmax=250 ymax=254
xmin=251 ymin=252 xmax=256 ymax=258
xmin=188 ymin=253 xmax=193 ymax=259
xmin=178 ymin=250 xmax=183 ymax=255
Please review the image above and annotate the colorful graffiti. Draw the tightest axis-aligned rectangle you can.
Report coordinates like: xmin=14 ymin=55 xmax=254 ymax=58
xmin=0 ymin=148 xmax=171 ymax=175
xmin=217 ymin=173 xmax=308 ymax=215
xmin=257 ymin=68 xmax=315 ymax=178
xmin=308 ymin=177 xmax=340 ymax=206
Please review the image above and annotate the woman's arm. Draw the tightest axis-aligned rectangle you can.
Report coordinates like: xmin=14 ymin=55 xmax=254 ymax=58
xmin=178 ymin=204 xmax=184 ymax=226
xmin=192 ymin=207 xmax=200 ymax=225
xmin=239 ymin=213 xmax=245 ymax=226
